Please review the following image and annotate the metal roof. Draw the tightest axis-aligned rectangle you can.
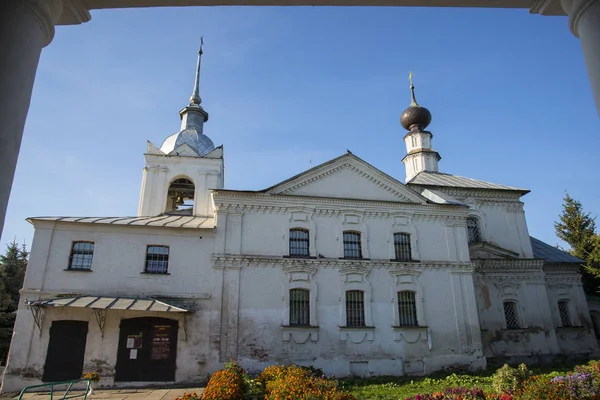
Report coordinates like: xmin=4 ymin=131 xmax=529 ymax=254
xmin=530 ymin=236 xmax=584 ymax=263
xmin=27 ymin=296 xmax=189 ymax=312
xmin=408 ymin=171 xmax=530 ymax=193
xmin=27 ymin=215 xmax=215 ymax=229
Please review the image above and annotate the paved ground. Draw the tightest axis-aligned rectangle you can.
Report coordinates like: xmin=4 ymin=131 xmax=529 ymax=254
xmin=4 ymin=388 xmax=206 ymax=400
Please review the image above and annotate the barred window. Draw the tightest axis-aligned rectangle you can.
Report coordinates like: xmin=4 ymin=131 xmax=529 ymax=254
xmin=558 ymin=300 xmax=572 ymax=327
xmin=503 ymin=301 xmax=521 ymax=329
xmin=467 ymin=217 xmax=481 ymax=243
xmin=145 ymin=245 xmax=170 ymax=274
xmin=398 ymin=291 xmax=418 ymax=326
xmin=343 ymin=231 xmax=362 ymax=259
xmin=289 ymin=289 xmax=310 ymax=326
xmin=289 ymin=229 xmax=310 ymax=257
xmin=394 ymin=233 xmax=412 ymax=261
xmin=69 ymin=242 xmax=94 ymax=270
xmin=346 ymin=290 xmax=365 ymax=327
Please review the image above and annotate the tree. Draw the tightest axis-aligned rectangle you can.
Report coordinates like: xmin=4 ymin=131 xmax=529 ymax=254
xmin=555 ymin=193 xmax=600 ymax=294
xmin=0 ymin=241 xmax=28 ymax=365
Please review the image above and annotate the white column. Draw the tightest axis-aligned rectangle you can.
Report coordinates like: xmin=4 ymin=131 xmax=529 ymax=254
xmin=562 ymin=0 xmax=600 ymax=117
xmin=0 ymin=0 xmax=63 ymax=240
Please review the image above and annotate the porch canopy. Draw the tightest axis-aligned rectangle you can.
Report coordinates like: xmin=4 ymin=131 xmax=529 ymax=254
xmin=27 ymin=295 xmax=189 ymax=313
xmin=27 ymin=296 xmax=191 ymax=338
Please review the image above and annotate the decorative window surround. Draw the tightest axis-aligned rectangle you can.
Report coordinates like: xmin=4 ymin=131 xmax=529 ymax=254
xmin=387 ymin=214 xmax=420 ymax=261
xmin=281 ymin=264 xmax=318 ymax=343
xmin=388 ymin=268 xmax=427 ymax=342
xmin=337 ymin=212 xmax=369 ymax=259
xmin=338 ymin=264 xmax=373 ymax=342
xmin=283 ymin=208 xmax=317 ymax=257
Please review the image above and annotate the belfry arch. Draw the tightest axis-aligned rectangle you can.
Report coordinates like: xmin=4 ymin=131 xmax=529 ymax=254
xmin=166 ymin=177 xmax=196 ymax=214
xmin=0 ymin=0 xmax=599 ymax=240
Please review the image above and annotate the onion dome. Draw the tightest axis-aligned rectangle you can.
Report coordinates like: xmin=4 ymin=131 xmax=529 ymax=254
xmin=400 ymin=73 xmax=432 ymax=131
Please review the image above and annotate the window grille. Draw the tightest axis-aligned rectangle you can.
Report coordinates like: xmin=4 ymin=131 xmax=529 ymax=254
xmin=289 ymin=229 xmax=310 ymax=257
xmin=398 ymin=291 xmax=418 ymax=326
xmin=69 ymin=242 xmax=94 ymax=270
xmin=558 ymin=300 xmax=572 ymax=327
xmin=346 ymin=290 xmax=365 ymax=327
xmin=145 ymin=245 xmax=170 ymax=274
xmin=289 ymin=289 xmax=310 ymax=326
xmin=343 ymin=231 xmax=362 ymax=259
xmin=503 ymin=301 xmax=521 ymax=329
xmin=394 ymin=233 xmax=412 ymax=261
xmin=467 ymin=217 xmax=481 ymax=243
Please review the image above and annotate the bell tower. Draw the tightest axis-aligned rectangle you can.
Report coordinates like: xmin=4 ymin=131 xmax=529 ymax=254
xmin=400 ymin=73 xmax=441 ymax=182
xmin=138 ymin=39 xmax=224 ymax=217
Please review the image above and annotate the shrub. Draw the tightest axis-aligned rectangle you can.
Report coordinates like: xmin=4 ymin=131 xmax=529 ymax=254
xmin=491 ymin=364 xmax=531 ymax=394
xmin=202 ymin=369 xmax=244 ymax=400
xmin=82 ymin=371 xmax=100 ymax=383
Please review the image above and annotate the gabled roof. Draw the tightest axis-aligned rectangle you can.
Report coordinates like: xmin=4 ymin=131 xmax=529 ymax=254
xmin=259 ymin=151 xmax=430 ymax=204
xmin=408 ymin=171 xmax=530 ymax=194
xmin=27 ymin=215 xmax=215 ymax=229
xmin=530 ymin=236 xmax=584 ymax=263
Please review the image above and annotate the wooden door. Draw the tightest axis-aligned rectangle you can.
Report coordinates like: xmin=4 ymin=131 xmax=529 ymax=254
xmin=42 ymin=320 xmax=88 ymax=382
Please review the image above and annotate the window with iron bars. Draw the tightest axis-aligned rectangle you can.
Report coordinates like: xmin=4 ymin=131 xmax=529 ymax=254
xmin=69 ymin=241 xmax=94 ymax=270
xmin=145 ymin=245 xmax=170 ymax=274
xmin=345 ymin=290 xmax=366 ymax=327
xmin=467 ymin=217 xmax=481 ymax=243
xmin=503 ymin=301 xmax=521 ymax=329
xmin=397 ymin=291 xmax=418 ymax=326
xmin=289 ymin=229 xmax=310 ymax=257
xmin=289 ymin=289 xmax=310 ymax=326
xmin=558 ymin=300 xmax=572 ymax=327
xmin=394 ymin=233 xmax=412 ymax=261
xmin=343 ymin=231 xmax=362 ymax=259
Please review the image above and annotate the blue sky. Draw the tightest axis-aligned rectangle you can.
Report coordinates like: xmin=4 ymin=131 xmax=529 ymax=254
xmin=2 ymin=5 xmax=599 ymax=250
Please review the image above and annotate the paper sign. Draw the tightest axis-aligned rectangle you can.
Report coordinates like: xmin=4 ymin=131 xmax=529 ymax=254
xmin=129 ymin=349 xmax=138 ymax=359
xmin=126 ymin=338 xmax=135 ymax=348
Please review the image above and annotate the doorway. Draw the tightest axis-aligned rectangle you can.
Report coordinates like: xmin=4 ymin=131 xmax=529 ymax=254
xmin=42 ymin=320 xmax=89 ymax=382
xmin=115 ymin=317 xmax=178 ymax=381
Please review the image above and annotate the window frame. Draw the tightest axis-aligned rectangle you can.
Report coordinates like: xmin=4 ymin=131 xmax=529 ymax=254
xmin=466 ymin=216 xmax=482 ymax=244
xmin=144 ymin=245 xmax=170 ymax=275
xmin=558 ymin=300 xmax=573 ymax=327
xmin=393 ymin=232 xmax=413 ymax=261
xmin=503 ymin=300 xmax=521 ymax=329
xmin=289 ymin=288 xmax=310 ymax=326
xmin=397 ymin=290 xmax=419 ymax=327
xmin=345 ymin=290 xmax=366 ymax=327
xmin=288 ymin=228 xmax=310 ymax=258
xmin=342 ymin=231 xmax=363 ymax=259
xmin=68 ymin=241 xmax=95 ymax=271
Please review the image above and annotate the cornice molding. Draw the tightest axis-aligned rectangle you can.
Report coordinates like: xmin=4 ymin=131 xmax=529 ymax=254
xmin=211 ymin=254 xmax=473 ymax=272
xmin=474 ymin=259 xmax=544 ymax=271
xmin=212 ymin=192 xmax=466 ymax=216
xmin=409 ymin=185 xmax=525 ymax=201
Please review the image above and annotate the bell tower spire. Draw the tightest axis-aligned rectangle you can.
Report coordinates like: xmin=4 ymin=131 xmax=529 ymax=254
xmin=178 ymin=38 xmax=209 ymax=134
xmin=189 ymin=37 xmax=203 ymax=106
xmin=400 ymin=73 xmax=441 ymax=182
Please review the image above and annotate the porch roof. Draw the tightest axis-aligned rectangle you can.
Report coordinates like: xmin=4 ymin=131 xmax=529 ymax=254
xmin=27 ymin=296 xmax=189 ymax=313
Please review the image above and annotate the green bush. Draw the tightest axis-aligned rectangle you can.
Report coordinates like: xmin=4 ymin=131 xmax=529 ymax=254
xmin=491 ymin=364 xmax=531 ymax=394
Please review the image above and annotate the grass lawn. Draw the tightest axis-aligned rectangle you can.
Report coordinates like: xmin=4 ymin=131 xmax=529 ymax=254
xmin=341 ymin=365 xmax=576 ymax=400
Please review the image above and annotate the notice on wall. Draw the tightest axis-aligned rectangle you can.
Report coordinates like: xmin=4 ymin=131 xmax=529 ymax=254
xmin=151 ymin=325 xmax=171 ymax=360
xmin=129 ymin=349 xmax=138 ymax=359
xmin=126 ymin=334 xmax=143 ymax=349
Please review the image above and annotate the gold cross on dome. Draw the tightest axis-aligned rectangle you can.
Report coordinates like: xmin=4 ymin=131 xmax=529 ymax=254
xmin=409 ymin=71 xmax=413 ymax=86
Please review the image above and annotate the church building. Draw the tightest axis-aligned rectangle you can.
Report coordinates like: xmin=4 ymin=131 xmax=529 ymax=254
xmin=2 ymin=46 xmax=598 ymax=392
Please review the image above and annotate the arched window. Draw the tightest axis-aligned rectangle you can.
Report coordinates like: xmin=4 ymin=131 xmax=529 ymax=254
xmin=503 ymin=301 xmax=521 ymax=329
xmin=289 ymin=229 xmax=309 ymax=257
xmin=394 ymin=233 xmax=412 ymax=261
xmin=166 ymin=178 xmax=195 ymax=214
xmin=289 ymin=289 xmax=310 ymax=326
xmin=467 ymin=217 xmax=482 ymax=243
xmin=558 ymin=300 xmax=572 ymax=327
xmin=398 ymin=291 xmax=418 ymax=326
xmin=346 ymin=290 xmax=365 ymax=327
xmin=343 ymin=231 xmax=362 ymax=259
